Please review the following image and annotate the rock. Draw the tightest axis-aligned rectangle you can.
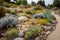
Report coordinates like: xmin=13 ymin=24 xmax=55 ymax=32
xmin=35 ymin=37 xmax=40 ymax=40
xmin=18 ymin=16 xmax=28 ymax=23
xmin=43 ymin=26 xmax=52 ymax=31
xmin=13 ymin=38 xmax=25 ymax=40
xmin=18 ymin=32 xmax=24 ymax=37
xmin=46 ymin=31 xmax=51 ymax=35
xmin=40 ymin=31 xmax=46 ymax=35
xmin=33 ymin=13 xmax=45 ymax=18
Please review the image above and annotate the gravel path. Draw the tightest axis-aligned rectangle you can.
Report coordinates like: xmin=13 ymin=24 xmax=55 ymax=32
xmin=47 ymin=11 xmax=60 ymax=40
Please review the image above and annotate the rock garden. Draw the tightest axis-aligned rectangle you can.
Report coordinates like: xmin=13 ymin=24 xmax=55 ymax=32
xmin=0 ymin=0 xmax=58 ymax=40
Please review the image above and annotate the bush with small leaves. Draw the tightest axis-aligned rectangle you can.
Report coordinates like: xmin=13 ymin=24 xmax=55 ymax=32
xmin=0 ymin=15 xmax=18 ymax=28
xmin=36 ymin=19 xmax=49 ymax=25
xmin=0 ymin=6 xmax=7 ymax=18
xmin=7 ymin=28 xmax=19 ymax=40
xmin=25 ymin=26 xmax=42 ymax=39
xmin=25 ymin=11 xmax=33 ymax=15
xmin=34 ymin=6 xmax=42 ymax=10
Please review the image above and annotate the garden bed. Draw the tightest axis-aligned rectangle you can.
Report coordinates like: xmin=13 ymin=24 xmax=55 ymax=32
xmin=0 ymin=6 xmax=57 ymax=40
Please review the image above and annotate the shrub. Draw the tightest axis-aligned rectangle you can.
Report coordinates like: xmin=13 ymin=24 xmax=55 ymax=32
xmin=0 ymin=6 xmax=6 ymax=18
xmin=10 ymin=10 xmax=16 ymax=15
xmin=25 ymin=26 xmax=41 ymax=39
xmin=18 ymin=13 xmax=27 ymax=16
xmin=52 ymin=15 xmax=56 ymax=20
xmin=7 ymin=28 xmax=19 ymax=40
xmin=34 ymin=6 xmax=42 ymax=10
xmin=43 ymin=11 xmax=53 ymax=21
xmin=3 ymin=2 xmax=10 ymax=7
xmin=0 ymin=15 xmax=18 ymax=28
xmin=25 ymin=11 xmax=32 ymax=15
xmin=36 ymin=19 xmax=49 ymax=25
xmin=7 ymin=10 xmax=16 ymax=15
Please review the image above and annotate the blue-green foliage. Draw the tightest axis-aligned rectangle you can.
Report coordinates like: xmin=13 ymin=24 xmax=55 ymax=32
xmin=0 ymin=15 xmax=18 ymax=28
xmin=43 ymin=11 xmax=54 ymax=21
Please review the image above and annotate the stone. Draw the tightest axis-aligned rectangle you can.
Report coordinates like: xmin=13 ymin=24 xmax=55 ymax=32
xmin=43 ymin=26 xmax=52 ymax=31
xmin=13 ymin=38 xmax=25 ymax=40
xmin=18 ymin=32 xmax=24 ymax=37
xmin=35 ymin=37 xmax=40 ymax=40
xmin=40 ymin=31 xmax=46 ymax=35
xmin=46 ymin=31 xmax=51 ymax=35
xmin=18 ymin=16 xmax=28 ymax=23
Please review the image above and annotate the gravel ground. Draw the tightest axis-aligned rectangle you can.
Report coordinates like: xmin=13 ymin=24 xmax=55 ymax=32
xmin=47 ymin=11 xmax=60 ymax=40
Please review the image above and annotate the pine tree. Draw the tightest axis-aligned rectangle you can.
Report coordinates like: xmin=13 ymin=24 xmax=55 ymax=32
xmin=16 ymin=0 xmax=27 ymax=5
xmin=31 ymin=1 xmax=36 ymax=6
xmin=37 ymin=0 xmax=45 ymax=6
xmin=53 ymin=0 xmax=60 ymax=8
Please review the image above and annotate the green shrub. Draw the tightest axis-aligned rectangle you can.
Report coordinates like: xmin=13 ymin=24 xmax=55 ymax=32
xmin=25 ymin=11 xmax=33 ymax=15
xmin=7 ymin=28 xmax=19 ymax=40
xmin=3 ymin=3 xmax=10 ymax=7
xmin=34 ymin=6 xmax=42 ymax=10
xmin=7 ymin=10 xmax=16 ymax=15
xmin=36 ymin=19 xmax=49 ymax=25
xmin=19 ymin=13 xmax=27 ymax=16
xmin=0 ymin=6 xmax=6 ymax=18
xmin=10 ymin=10 xmax=16 ymax=15
xmin=25 ymin=26 xmax=41 ymax=39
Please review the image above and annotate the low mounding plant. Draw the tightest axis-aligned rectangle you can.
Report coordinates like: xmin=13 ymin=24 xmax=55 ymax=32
xmin=0 ymin=15 xmax=18 ymax=28
xmin=7 ymin=28 xmax=19 ymax=40
xmin=36 ymin=19 xmax=49 ymax=25
xmin=25 ymin=11 xmax=33 ymax=15
xmin=34 ymin=6 xmax=42 ymax=10
xmin=0 ymin=6 xmax=6 ymax=18
xmin=43 ymin=11 xmax=56 ymax=22
xmin=10 ymin=10 xmax=16 ymax=15
xmin=25 ymin=26 xmax=42 ymax=39
xmin=7 ymin=10 xmax=16 ymax=15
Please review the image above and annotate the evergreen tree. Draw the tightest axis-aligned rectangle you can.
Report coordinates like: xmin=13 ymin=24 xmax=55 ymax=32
xmin=31 ymin=1 xmax=36 ymax=6
xmin=4 ymin=0 xmax=11 ymax=2
xmin=53 ymin=0 xmax=60 ymax=8
xmin=16 ymin=0 xmax=27 ymax=5
xmin=16 ymin=0 xmax=21 ymax=5
xmin=37 ymin=0 xmax=45 ymax=6
xmin=22 ymin=0 xmax=27 ymax=5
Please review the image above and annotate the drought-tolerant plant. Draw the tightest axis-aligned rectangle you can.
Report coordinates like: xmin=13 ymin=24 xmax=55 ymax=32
xmin=19 ymin=13 xmax=27 ymax=16
xmin=10 ymin=10 xmax=16 ymax=15
xmin=25 ymin=26 xmax=42 ymax=39
xmin=36 ymin=19 xmax=49 ymax=25
xmin=0 ymin=6 xmax=6 ymax=18
xmin=43 ymin=11 xmax=53 ymax=21
xmin=0 ymin=15 xmax=18 ymax=28
xmin=25 ymin=11 xmax=33 ymax=15
xmin=34 ymin=6 xmax=42 ymax=10
xmin=7 ymin=28 xmax=19 ymax=40
xmin=7 ymin=10 xmax=16 ymax=15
